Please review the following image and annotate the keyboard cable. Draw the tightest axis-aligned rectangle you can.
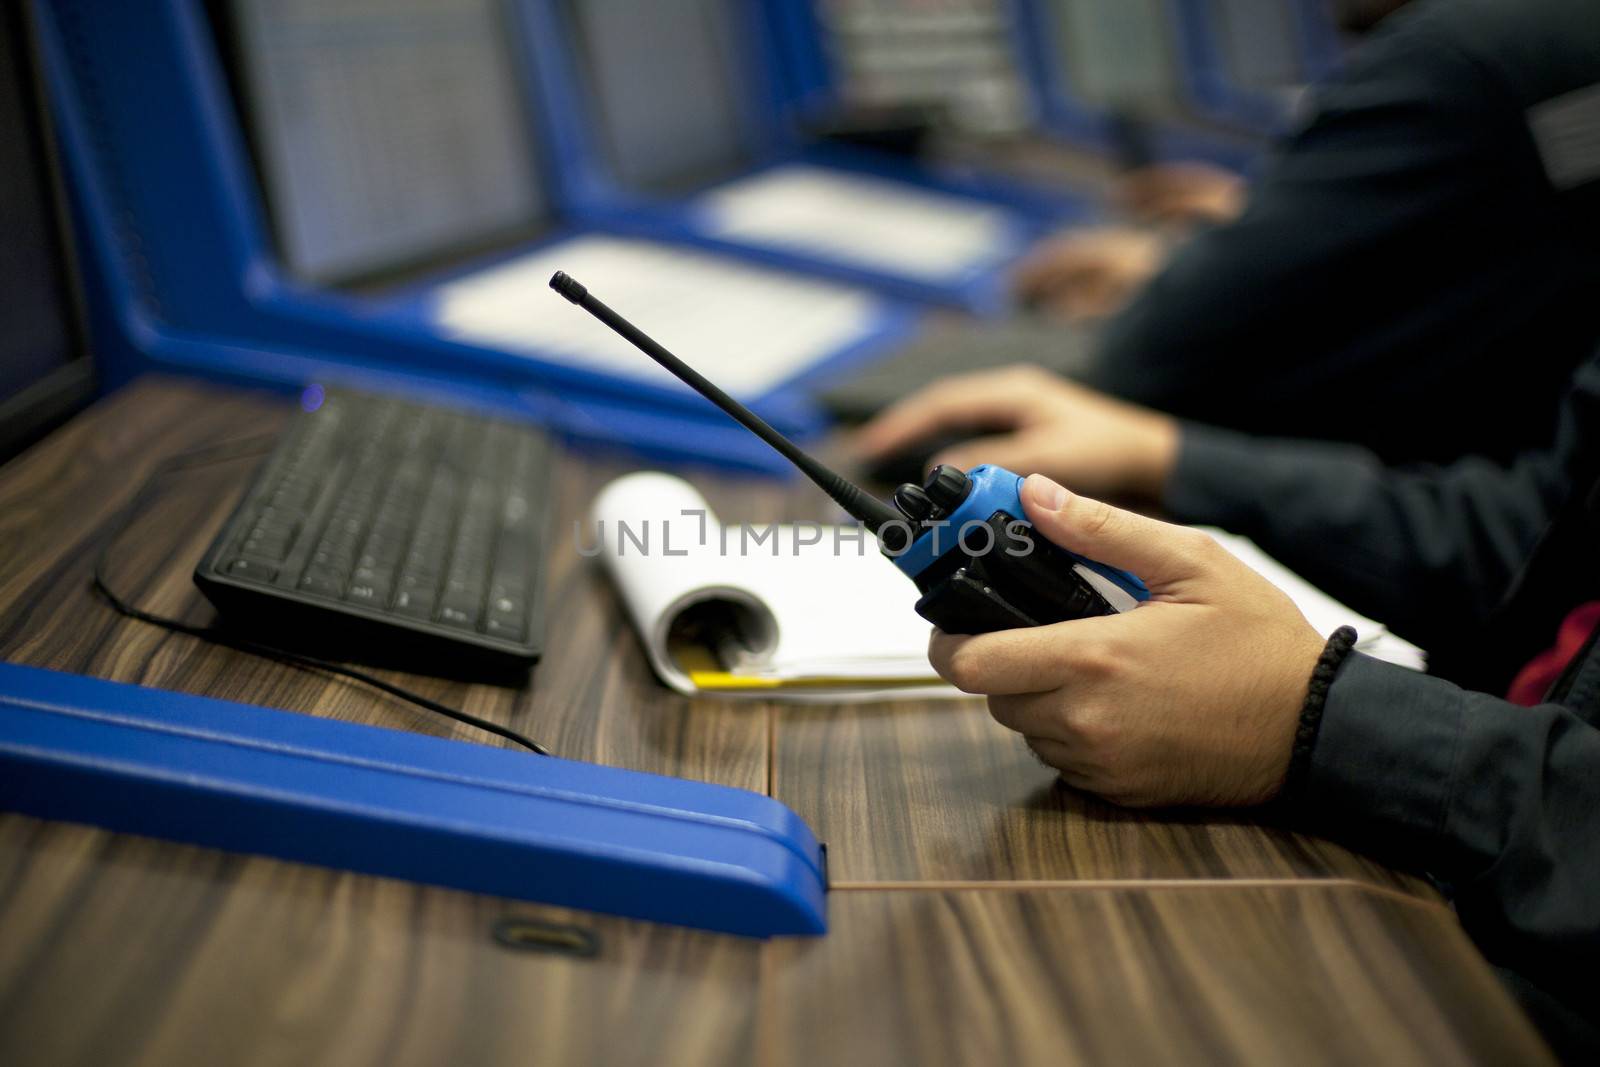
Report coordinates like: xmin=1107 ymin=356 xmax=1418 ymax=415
xmin=90 ymin=433 xmax=552 ymax=756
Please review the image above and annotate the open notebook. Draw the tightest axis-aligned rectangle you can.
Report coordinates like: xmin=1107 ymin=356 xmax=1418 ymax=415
xmin=589 ymin=473 xmax=1425 ymax=702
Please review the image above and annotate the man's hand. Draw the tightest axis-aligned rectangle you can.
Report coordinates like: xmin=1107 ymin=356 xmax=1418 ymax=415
xmin=855 ymin=365 xmax=1179 ymax=500
xmin=928 ymin=475 xmax=1326 ymax=808
xmin=1011 ymin=227 xmax=1166 ymax=321
xmin=1118 ymin=163 xmax=1247 ymax=228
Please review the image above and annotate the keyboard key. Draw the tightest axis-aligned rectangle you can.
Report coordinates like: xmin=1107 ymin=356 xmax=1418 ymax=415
xmin=487 ymin=592 xmax=525 ymax=640
xmin=392 ymin=587 xmax=436 ymax=619
xmin=227 ymin=558 xmax=279 ymax=583
xmin=438 ymin=605 xmax=478 ymax=629
xmin=299 ymin=569 xmax=343 ymax=598
xmin=240 ymin=535 xmax=292 ymax=561
xmin=439 ymin=581 xmax=482 ymax=623
xmin=485 ymin=617 xmax=525 ymax=642
xmin=345 ymin=582 xmax=389 ymax=608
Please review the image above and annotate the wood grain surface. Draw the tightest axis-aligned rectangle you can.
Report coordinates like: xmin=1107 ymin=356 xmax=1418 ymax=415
xmin=0 ymin=378 xmax=768 ymax=791
xmin=0 ymin=376 xmax=1543 ymax=1065
xmin=772 ymin=699 xmax=1435 ymax=893
xmin=765 ymin=883 xmax=1549 ymax=1067
xmin=0 ymin=814 xmax=761 ymax=1067
xmin=0 ymin=376 xmax=1440 ymax=891
xmin=0 ymin=815 xmax=1547 ymax=1067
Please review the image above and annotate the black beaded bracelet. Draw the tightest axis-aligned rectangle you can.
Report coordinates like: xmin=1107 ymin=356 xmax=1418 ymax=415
xmin=1283 ymin=625 xmax=1359 ymax=800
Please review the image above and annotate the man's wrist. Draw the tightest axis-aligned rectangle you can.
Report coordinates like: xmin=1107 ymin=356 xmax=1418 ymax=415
xmin=1280 ymin=625 xmax=1361 ymax=804
xmin=1126 ymin=413 xmax=1180 ymax=500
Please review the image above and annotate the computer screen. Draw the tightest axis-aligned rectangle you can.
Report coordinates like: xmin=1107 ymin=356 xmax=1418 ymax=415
xmin=1045 ymin=0 xmax=1181 ymax=109
xmin=1207 ymin=0 xmax=1303 ymax=90
xmin=562 ymin=0 xmax=753 ymax=193
xmin=227 ymin=0 xmax=548 ymax=284
xmin=0 ymin=1 xmax=94 ymax=459
xmin=814 ymin=0 xmax=1033 ymax=135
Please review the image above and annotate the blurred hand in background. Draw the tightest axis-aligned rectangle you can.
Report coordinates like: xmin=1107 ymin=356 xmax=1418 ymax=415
xmin=1011 ymin=227 xmax=1167 ymax=322
xmin=1117 ymin=162 xmax=1247 ymax=228
xmin=1011 ymin=162 xmax=1248 ymax=323
xmin=854 ymin=365 xmax=1178 ymax=500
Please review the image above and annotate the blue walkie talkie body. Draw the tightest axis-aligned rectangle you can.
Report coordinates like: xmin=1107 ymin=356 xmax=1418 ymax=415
xmin=885 ymin=463 xmax=1148 ymax=634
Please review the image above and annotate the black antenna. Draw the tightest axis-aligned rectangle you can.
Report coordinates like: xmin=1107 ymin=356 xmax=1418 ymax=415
xmin=550 ymin=271 xmax=901 ymax=535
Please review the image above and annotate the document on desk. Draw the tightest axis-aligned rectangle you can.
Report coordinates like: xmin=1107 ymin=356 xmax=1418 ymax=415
xmin=693 ymin=165 xmax=1016 ymax=281
xmin=589 ymin=472 xmax=957 ymax=702
xmin=588 ymin=475 xmax=1425 ymax=702
xmin=1197 ymin=528 xmax=1427 ymax=671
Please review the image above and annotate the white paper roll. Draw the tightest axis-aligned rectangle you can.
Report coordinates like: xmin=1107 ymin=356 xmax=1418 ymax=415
xmin=588 ymin=473 xmax=779 ymax=693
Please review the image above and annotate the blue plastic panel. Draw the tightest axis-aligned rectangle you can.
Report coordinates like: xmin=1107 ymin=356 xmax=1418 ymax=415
xmin=526 ymin=0 xmax=1089 ymax=313
xmin=891 ymin=464 xmax=1148 ymax=602
xmin=993 ymin=1 xmax=1235 ymax=171
xmin=1171 ymin=0 xmax=1341 ymax=134
xmin=0 ymin=662 xmax=827 ymax=938
xmin=1009 ymin=0 xmax=1339 ymax=169
xmin=32 ymin=0 xmax=917 ymax=472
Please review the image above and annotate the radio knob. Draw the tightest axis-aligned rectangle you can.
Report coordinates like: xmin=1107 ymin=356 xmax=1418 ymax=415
xmin=924 ymin=465 xmax=972 ymax=512
xmin=892 ymin=483 xmax=937 ymax=523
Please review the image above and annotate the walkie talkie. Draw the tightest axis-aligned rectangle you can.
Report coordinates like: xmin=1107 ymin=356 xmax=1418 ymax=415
xmin=550 ymin=272 xmax=1149 ymax=633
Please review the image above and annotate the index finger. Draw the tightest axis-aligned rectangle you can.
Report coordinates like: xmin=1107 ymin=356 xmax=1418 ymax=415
xmin=1013 ymin=237 xmax=1109 ymax=292
xmin=855 ymin=370 xmax=1041 ymax=460
xmin=1115 ymin=168 xmax=1171 ymax=214
xmin=928 ymin=622 xmax=1092 ymax=696
xmin=1011 ymin=234 xmax=1080 ymax=297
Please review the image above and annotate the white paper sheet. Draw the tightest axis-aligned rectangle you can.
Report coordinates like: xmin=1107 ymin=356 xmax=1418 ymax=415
xmin=589 ymin=473 xmax=1427 ymax=701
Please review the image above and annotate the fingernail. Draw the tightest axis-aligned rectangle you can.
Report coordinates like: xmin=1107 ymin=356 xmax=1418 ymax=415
xmin=1028 ymin=474 xmax=1069 ymax=510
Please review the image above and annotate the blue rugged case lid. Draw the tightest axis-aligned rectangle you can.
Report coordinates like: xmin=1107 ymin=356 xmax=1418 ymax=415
xmin=890 ymin=465 xmax=1149 ymax=604
xmin=0 ymin=662 xmax=826 ymax=938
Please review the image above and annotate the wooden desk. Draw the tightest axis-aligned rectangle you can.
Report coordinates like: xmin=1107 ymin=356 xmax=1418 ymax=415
xmin=0 ymin=378 xmax=1550 ymax=1064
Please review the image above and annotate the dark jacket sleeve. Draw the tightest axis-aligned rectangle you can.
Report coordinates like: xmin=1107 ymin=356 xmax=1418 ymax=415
xmin=1095 ymin=16 xmax=1509 ymax=420
xmin=1161 ymin=424 xmax=1566 ymax=652
xmin=1284 ymin=652 xmax=1600 ymax=1020
xmin=1160 ymin=344 xmax=1600 ymax=654
xmin=1087 ymin=0 xmax=1595 ymax=464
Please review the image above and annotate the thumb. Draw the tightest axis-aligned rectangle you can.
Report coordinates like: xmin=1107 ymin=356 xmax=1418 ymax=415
xmin=1019 ymin=474 xmax=1215 ymax=589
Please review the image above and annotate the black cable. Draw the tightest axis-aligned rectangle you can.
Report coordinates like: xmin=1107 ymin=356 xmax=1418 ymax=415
xmin=92 ymin=434 xmax=551 ymax=756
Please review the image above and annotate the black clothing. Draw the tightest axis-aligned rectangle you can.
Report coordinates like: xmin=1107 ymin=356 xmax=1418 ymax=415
xmin=1163 ymin=352 xmax=1600 ymax=1056
xmin=1094 ymin=0 xmax=1600 ymax=466
xmin=1167 ymin=356 xmax=1600 ymax=692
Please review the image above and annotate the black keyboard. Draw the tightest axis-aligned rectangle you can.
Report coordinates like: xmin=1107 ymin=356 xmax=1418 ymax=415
xmin=195 ymin=391 xmax=553 ymax=675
